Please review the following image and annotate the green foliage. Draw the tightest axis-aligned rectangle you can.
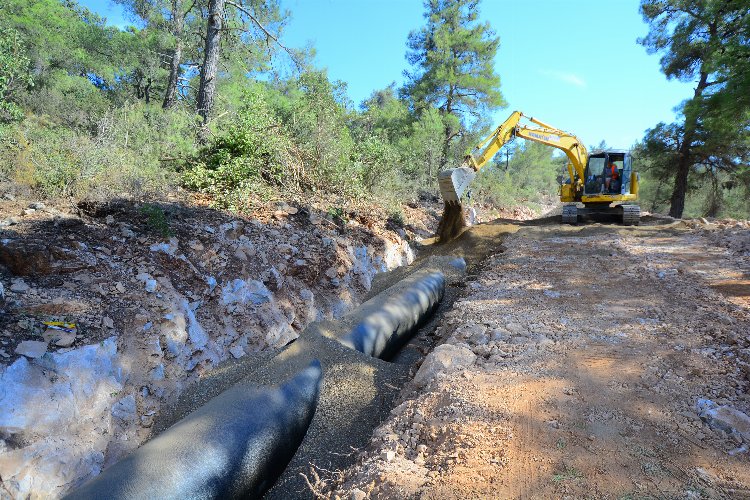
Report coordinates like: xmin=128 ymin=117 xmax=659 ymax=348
xmin=326 ymin=206 xmax=347 ymax=222
xmin=404 ymin=0 xmax=505 ymax=118
xmin=0 ymin=26 xmax=33 ymax=121
xmin=638 ymin=0 xmax=750 ymax=218
xmin=473 ymin=142 xmax=564 ymax=208
xmin=182 ymin=82 xmax=299 ymax=210
xmin=0 ymin=0 xmax=530 ymax=221
xmin=0 ymin=103 xmax=194 ymax=199
xmin=403 ymin=0 xmax=505 ymax=169
xmin=139 ymin=203 xmax=174 ymax=237
xmin=1 ymin=0 xmax=130 ymax=90
xmin=19 ymin=71 xmax=110 ymax=131
xmin=186 ymin=72 xmax=369 ymax=209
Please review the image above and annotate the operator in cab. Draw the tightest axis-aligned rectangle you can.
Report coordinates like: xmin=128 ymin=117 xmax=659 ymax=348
xmin=603 ymin=160 xmax=619 ymax=193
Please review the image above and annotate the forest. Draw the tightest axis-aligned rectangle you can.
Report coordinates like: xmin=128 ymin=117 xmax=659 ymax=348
xmin=0 ymin=0 xmax=748 ymax=219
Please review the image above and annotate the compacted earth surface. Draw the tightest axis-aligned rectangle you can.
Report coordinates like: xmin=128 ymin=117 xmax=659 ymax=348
xmin=317 ymin=217 xmax=750 ymax=499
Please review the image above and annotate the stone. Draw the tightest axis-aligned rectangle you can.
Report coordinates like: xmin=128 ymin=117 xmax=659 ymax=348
xmin=103 ymin=316 xmax=115 ymax=329
xmin=506 ymin=322 xmax=525 ymax=335
xmin=413 ymin=344 xmax=477 ymax=388
xmin=54 ymin=333 xmax=76 ymax=348
xmin=350 ymin=489 xmax=367 ymax=500
xmin=0 ymin=338 xmax=122 ymax=499
xmin=111 ymin=394 xmax=137 ymax=423
xmin=10 ymin=280 xmax=29 ymax=293
xmin=221 ymin=279 xmax=273 ymax=306
xmin=0 ymin=239 xmax=93 ymax=276
xmin=381 ymin=450 xmax=396 ymax=462
xmin=325 ymin=267 xmax=339 ymax=279
xmin=15 ymin=341 xmax=48 ymax=358
xmin=229 ymin=345 xmax=245 ymax=359
xmin=490 ymin=329 xmax=510 ymax=342
xmin=698 ymin=400 xmax=750 ymax=442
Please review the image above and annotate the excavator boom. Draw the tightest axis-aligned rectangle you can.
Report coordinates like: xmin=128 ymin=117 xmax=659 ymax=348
xmin=438 ymin=111 xmax=588 ymax=203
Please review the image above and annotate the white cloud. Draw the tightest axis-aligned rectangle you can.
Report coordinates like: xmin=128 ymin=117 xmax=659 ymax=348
xmin=539 ymin=70 xmax=587 ymax=88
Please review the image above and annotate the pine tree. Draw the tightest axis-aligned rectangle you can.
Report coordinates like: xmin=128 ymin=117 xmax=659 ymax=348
xmin=639 ymin=0 xmax=750 ymax=218
xmin=403 ymin=0 xmax=505 ymax=168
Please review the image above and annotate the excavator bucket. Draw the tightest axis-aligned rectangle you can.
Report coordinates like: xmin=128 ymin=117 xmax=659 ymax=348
xmin=438 ymin=167 xmax=476 ymax=204
xmin=436 ymin=166 xmax=476 ymax=242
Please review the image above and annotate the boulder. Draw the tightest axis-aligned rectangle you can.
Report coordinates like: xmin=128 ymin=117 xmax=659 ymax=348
xmin=0 ymin=239 xmax=94 ymax=276
xmin=413 ymin=344 xmax=476 ymax=388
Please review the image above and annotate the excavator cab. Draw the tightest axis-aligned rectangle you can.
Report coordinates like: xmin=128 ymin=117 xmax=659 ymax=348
xmin=569 ymin=149 xmax=639 ymax=225
xmin=583 ymin=150 xmax=634 ymax=196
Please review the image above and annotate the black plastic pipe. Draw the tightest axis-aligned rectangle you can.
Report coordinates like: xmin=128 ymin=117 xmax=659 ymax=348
xmin=338 ymin=270 xmax=445 ymax=359
xmin=64 ymin=360 xmax=323 ymax=500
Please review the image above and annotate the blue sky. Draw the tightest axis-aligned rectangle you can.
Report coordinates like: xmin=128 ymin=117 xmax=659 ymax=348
xmin=81 ymin=0 xmax=694 ymax=148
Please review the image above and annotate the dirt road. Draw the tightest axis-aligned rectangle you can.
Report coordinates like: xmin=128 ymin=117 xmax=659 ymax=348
xmin=322 ymin=218 xmax=750 ymax=498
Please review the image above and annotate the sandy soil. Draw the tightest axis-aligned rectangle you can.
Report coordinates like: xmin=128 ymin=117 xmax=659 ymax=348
xmin=322 ymin=218 xmax=750 ymax=499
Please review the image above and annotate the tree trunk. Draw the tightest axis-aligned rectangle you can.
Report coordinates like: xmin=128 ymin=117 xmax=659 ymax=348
xmin=163 ymin=0 xmax=185 ymax=109
xmin=196 ymin=0 xmax=225 ymax=130
xmin=439 ymin=85 xmax=456 ymax=170
xmin=668 ymin=70 xmax=709 ymax=218
xmin=668 ymin=154 xmax=690 ymax=218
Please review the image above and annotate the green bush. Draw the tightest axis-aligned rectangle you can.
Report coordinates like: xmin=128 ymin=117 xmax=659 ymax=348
xmin=0 ymin=103 xmax=195 ymax=199
xmin=0 ymin=26 xmax=33 ymax=122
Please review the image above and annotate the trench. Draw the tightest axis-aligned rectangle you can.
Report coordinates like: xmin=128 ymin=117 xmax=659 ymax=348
xmin=65 ymin=218 xmax=546 ymax=499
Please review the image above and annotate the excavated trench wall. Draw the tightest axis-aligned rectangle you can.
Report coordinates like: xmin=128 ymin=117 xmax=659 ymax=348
xmin=0 ymin=228 xmax=416 ymax=499
xmin=66 ymin=256 xmax=464 ymax=499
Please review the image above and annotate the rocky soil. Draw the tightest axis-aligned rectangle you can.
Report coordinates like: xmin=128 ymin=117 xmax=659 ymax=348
xmin=320 ymin=217 xmax=750 ymax=499
xmin=0 ymin=194 xmax=440 ymax=499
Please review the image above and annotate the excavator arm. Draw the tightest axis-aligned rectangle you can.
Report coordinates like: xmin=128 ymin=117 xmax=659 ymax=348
xmin=438 ymin=110 xmax=588 ymax=203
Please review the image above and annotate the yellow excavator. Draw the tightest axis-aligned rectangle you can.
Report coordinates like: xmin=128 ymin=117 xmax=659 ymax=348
xmin=438 ymin=110 xmax=641 ymax=225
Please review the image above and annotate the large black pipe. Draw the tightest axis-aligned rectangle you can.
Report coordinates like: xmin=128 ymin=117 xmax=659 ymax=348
xmin=336 ymin=270 xmax=445 ymax=359
xmin=65 ymin=361 xmax=323 ymax=500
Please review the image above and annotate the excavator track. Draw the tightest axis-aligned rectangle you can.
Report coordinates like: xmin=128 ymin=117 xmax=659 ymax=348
xmin=621 ymin=204 xmax=640 ymax=226
xmin=561 ymin=205 xmax=578 ymax=224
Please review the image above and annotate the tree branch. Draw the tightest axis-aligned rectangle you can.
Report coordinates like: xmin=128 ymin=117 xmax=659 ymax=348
xmin=225 ymin=0 xmax=301 ymax=69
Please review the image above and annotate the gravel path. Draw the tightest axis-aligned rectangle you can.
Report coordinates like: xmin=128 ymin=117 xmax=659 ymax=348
xmin=324 ymin=219 xmax=750 ymax=499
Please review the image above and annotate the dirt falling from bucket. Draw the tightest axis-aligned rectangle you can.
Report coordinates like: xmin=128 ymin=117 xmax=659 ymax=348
xmin=436 ymin=202 xmax=467 ymax=242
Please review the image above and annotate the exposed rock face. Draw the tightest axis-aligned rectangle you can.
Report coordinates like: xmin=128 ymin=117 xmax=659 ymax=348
xmin=0 ymin=197 xmax=427 ymax=499
xmin=0 ymin=239 xmax=95 ymax=276
xmin=0 ymin=339 xmax=123 ymax=498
